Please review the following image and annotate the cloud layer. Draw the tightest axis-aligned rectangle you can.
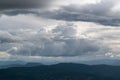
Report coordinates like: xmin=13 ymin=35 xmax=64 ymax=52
xmin=41 ymin=0 xmax=120 ymax=26
xmin=0 ymin=15 xmax=119 ymax=59
xmin=0 ymin=0 xmax=120 ymax=63
xmin=0 ymin=0 xmax=53 ymax=10
xmin=0 ymin=22 xmax=106 ymax=57
xmin=1 ymin=0 xmax=120 ymax=26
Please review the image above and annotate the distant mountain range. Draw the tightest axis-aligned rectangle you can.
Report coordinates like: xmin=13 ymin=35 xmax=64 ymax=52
xmin=80 ymin=59 xmax=120 ymax=66
xmin=0 ymin=59 xmax=120 ymax=69
xmin=0 ymin=61 xmax=43 ymax=68
xmin=0 ymin=59 xmax=120 ymax=80
xmin=0 ymin=63 xmax=120 ymax=80
xmin=1 ymin=59 xmax=120 ymax=69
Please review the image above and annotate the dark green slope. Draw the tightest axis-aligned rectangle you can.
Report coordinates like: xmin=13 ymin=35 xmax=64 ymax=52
xmin=0 ymin=63 xmax=120 ymax=80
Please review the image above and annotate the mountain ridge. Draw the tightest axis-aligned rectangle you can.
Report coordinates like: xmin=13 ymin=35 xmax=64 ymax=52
xmin=0 ymin=63 xmax=120 ymax=80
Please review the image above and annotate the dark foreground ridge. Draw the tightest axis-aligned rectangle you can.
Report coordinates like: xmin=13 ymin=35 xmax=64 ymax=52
xmin=0 ymin=63 xmax=120 ymax=80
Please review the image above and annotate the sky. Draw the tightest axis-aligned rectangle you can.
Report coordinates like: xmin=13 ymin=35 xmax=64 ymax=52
xmin=0 ymin=0 xmax=120 ymax=63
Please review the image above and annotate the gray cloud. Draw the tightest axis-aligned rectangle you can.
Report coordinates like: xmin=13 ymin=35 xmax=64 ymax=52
xmin=1 ymin=0 xmax=120 ymax=26
xmin=1 ymin=9 xmax=37 ymax=16
xmin=0 ymin=31 xmax=22 ymax=44
xmin=0 ymin=0 xmax=54 ymax=17
xmin=52 ymin=23 xmax=77 ymax=38
xmin=0 ymin=23 xmax=108 ymax=57
xmin=0 ymin=0 xmax=119 ymax=63
xmin=0 ymin=0 xmax=53 ymax=10
xmin=39 ymin=0 xmax=120 ymax=26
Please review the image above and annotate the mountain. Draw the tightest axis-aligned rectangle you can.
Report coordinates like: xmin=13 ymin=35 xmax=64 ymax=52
xmin=1 ymin=59 xmax=120 ymax=69
xmin=80 ymin=59 xmax=120 ymax=65
xmin=0 ymin=63 xmax=120 ymax=80
xmin=0 ymin=61 xmax=43 ymax=68
xmin=0 ymin=61 xmax=26 ymax=68
xmin=23 ymin=63 xmax=43 ymax=67
xmin=0 ymin=61 xmax=26 ymax=65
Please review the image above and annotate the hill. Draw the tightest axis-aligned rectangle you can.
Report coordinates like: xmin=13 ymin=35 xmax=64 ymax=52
xmin=0 ymin=63 xmax=120 ymax=80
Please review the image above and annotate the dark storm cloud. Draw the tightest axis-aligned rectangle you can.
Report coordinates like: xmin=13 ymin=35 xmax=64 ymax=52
xmin=39 ymin=0 xmax=120 ymax=26
xmin=1 ymin=0 xmax=120 ymax=26
xmin=1 ymin=9 xmax=38 ymax=16
xmin=0 ymin=0 xmax=52 ymax=10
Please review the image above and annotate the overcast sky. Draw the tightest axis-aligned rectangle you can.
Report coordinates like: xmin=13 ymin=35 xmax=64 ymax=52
xmin=0 ymin=0 xmax=120 ymax=63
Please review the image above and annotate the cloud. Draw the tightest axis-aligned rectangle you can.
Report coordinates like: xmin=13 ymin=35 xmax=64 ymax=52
xmin=8 ymin=23 xmax=101 ymax=57
xmin=39 ymin=0 xmax=120 ymax=26
xmin=0 ymin=0 xmax=119 ymax=63
xmin=1 ymin=9 xmax=37 ymax=16
xmin=0 ymin=31 xmax=22 ymax=44
xmin=0 ymin=0 xmax=55 ymax=16
xmin=0 ymin=51 xmax=10 ymax=57
xmin=1 ymin=0 xmax=120 ymax=27
xmin=0 ymin=0 xmax=53 ymax=10
xmin=0 ymin=14 xmax=119 ymax=62
xmin=0 ymin=51 xmax=11 ymax=61
xmin=0 ymin=22 xmax=108 ymax=57
xmin=52 ymin=23 xmax=77 ymax=38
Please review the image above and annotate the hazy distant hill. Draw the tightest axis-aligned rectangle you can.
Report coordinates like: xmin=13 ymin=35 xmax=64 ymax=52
xmin=1 ymin=59 xmax=120 ymax=69
xmin=0 ymin=61 xmax=43 ymax=68
xmin=0 ymin=63 xmax=120 ymax=80
xmin=81 ymin=59 xmax=120 ymax=66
